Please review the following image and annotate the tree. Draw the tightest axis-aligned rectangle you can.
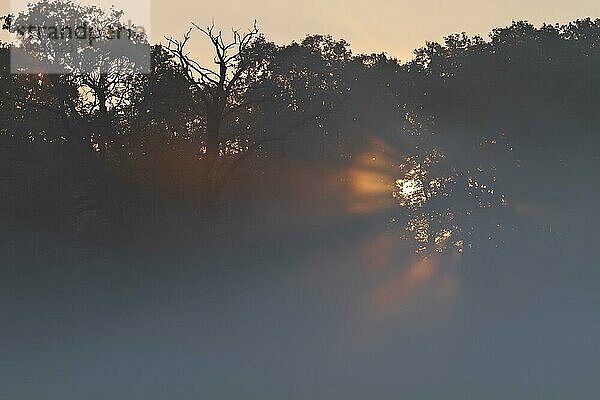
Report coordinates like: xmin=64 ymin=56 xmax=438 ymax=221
xmin=2 ymin=0 xmax=150 ymax=167
xmin=165 ymin=21 xmax=277 ymax=207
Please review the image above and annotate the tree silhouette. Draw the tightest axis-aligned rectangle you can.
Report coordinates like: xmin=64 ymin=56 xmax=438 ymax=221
xmin=165 ymin=22 xmax=277 ymax=207
xmin=2 ymin=15 xmax=600 ymax=245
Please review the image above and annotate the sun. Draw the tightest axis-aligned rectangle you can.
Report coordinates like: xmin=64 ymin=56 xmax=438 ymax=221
xmin=399 ymin=179 xmax=417 ymax=196
xmin=393 ymin=173 xmax=427 ymax=209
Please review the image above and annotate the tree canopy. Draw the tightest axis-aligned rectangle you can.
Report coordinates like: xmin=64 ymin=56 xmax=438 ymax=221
xmin=2 ymin=12 xmax=600 ymax=252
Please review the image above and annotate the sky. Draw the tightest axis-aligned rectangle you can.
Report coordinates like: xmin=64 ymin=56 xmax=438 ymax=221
xmin=3 ymin=0 xmax=600 ymax=61
xmin=152 ymin=0 xmax=600 ymax=61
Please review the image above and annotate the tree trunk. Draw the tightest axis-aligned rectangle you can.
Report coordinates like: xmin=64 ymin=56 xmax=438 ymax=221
xmin=199 ymin=107 xmax=222 ymax=211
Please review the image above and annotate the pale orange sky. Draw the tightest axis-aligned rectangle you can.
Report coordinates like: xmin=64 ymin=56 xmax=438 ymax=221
xmin=149 ymin=0 xmax=600 ymax=61
xmin=2 ymin=0 xmax=600 ymax=62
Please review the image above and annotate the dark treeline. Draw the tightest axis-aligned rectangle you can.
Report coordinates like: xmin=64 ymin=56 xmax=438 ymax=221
xmin=2 ymin=1 xmax=600 ymax=252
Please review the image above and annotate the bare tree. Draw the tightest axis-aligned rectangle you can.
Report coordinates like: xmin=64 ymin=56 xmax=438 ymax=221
xmin=165 ymin=21 xmax=272 ymax=206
